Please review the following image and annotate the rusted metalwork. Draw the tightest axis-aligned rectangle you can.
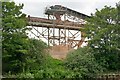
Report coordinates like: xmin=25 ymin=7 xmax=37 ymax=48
xmin=27 ymin=5 xmax=89 ymax=50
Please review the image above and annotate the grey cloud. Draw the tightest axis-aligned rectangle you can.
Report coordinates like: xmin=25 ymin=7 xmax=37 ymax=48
xmin=14 ymin=0 xmax=119 ymax=17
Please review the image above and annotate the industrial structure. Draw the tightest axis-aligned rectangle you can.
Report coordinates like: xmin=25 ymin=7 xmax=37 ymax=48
xmin=27 ymin=5 xmax=90 ymax=59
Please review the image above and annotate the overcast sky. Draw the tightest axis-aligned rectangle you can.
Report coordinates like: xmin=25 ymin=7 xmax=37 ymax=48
xmin=14 ymin=0 xmax=119 ymax=18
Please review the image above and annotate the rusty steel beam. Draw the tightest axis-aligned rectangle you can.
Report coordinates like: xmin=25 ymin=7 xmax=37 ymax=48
xmin=28 ymin=21 xmax=83 ymax=30
xmin=27 ymin=17 xmax=84 ymax=30
xmin=27 ymin=5 xmax=89 ymax=49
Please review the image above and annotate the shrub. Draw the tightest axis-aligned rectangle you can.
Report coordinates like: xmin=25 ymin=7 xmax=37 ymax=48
xmin=64 ymin=47 xmax=104 ymax=78
xmin=25 ymin=39 xmax=48 ymax=72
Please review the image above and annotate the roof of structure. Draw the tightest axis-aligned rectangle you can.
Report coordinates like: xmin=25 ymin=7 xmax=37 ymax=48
xmin=45 ymin=5 xmax=90 ymax=19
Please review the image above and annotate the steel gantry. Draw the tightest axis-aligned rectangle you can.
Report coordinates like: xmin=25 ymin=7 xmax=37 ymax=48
xmin=27 ymin=5 xmax=89 ymax=49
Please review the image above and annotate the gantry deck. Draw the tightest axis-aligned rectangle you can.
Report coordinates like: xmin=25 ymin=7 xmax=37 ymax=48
xmin=27 ymin=17 xmax=84 ymax=30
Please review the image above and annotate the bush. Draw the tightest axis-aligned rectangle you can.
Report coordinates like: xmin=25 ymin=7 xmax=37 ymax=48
xmin=25 ymin=39 xmax=48 ymax=72
xmin=16 ymin=72 xmax=34 ymax=78
xmin=64 ymin=47 xmax=104 ymax=78
xmin=34 ymin=56 xmax=76 ymax=78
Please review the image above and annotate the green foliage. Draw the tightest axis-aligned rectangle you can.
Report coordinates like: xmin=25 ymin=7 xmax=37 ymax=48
xmin=33 ymin=56 xmax=76 ymax=78
xmin=2 ymin=1 xmax=48 ymax=74
xmin=64 ymin=47 xmax=103 ymax=78
xmin=2 ymin=1 xmax=29 ymax=73
xmin=25 ymin=39 xmax=48 ymax=72
xmin=84 ymin=6 xmax=120 ymax=70
xmin=2 ymin=1 xmax=120 ymax=79
xmin=5 ymin=56 xmax=77 ymax=78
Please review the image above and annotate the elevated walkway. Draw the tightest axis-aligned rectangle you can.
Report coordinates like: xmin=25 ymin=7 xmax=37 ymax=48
xmin=27 ymin=16 xmax=84 ymax=30
xmin=27 ymin=5 xmax=89 ymax=59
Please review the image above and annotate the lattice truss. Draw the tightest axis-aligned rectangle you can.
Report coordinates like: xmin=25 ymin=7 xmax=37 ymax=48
xmin=27 ymin=5 xmax=88 ymax=49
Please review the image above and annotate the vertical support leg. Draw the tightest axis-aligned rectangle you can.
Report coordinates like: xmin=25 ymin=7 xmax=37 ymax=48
xmin=67 ymin=29 xmax=69 ymax=49
xmin=52 ymin=13 xmax=55 ymax=46
xmin=48 ymin=14 xmax=50 ymax=20
xmin=59 ymin=28 xmax=60 ymax=45
xmin=53 ymin=27 xmax=55 ymax=45
xmin=64 ymin=14 xmax=66 ymax=45
xmin=48 ymin=27 xmax=50 ymax=46
xmin=64 ymin=29 xmax=66 ymax=45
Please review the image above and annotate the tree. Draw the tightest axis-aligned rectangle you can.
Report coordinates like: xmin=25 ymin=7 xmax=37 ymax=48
xmin=64 ymin=47 xmax=103 ymax=78
xmin=2 ymin=1 xmax=29 ymax=73
xmin=26 ymin=39 xmax=48 ymax=73
xmin=84 ymin=6 xmax=120 ymax=70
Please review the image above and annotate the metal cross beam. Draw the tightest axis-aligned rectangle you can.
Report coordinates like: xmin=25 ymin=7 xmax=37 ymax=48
xmin=27 ymin=5 xmax=89 ymax=49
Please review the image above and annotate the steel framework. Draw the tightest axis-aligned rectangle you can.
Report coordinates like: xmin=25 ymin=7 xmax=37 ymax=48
xmin=27 ymin=5 xmax=89 ymax=49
